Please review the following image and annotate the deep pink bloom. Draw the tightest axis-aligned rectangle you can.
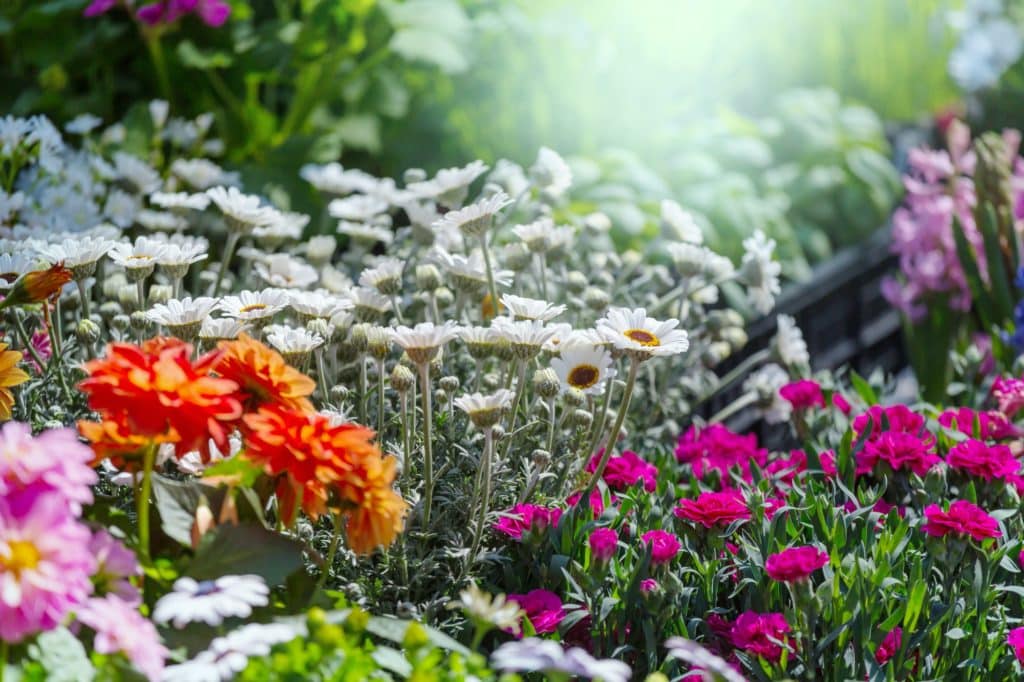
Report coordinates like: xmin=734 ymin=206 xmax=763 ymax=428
xmin=0 ymin=422 xmax=97 ymax=515
xmin=675 ymin=424 xmax=767 ymax=484
xmin=588 ymin=528 xmax=618 ymax=562
xmin=779 ymin=380 xmax=825 ymax=410
xmin=730 ymin=611 xmax=791 ymax=662
xmin=88 ymin=529 xmax=141 ymax=606
xmin=856 ymin=431 xmax=940 ymax=477
xmin=832 ymin=393 xmax=852 ymax=415
xmin=76 ymin=594 xmax=167 ymax=680
xmin=765 ymin=546 xmax=828 ymax=583
xmin=26 ymin=330 xmax=51 ymax=374
xmin=83 ymin=0 xmax=117 ymax=17
xmin=641 ymin=530 xmax=681 ymax=566
xmin=508 ymin=589 xmax=565 ymax=635
xmin=946 ymin=439 xmax=1021 ymax=481
xmin=766 ymin=450 xmax=834 ymax=488
xmin=852 ymin=405 xmax=930 ymax=444
xmin=993 ymin=377 xmax=1024 ymax=418
xmin=674 ymin=490 xmax=750 ymax=528
xmin=586 ymin=450 xmax=657 ymax=492
xmin=493 ymin=504 xmax=562 ymax=540
xmin=939 ymin=407 xmax=1019 ymax=440
xmin=922 ymin=500 xmax=1001 ymax=541
xmin=135 ymin=0 xmax=229 ymax=26
xmin=1010 ymin=627 xmax=1024 ymax=663
xmin=566 ymin=488 xmax=613 ymax=517
xmin=639 ymin=578 xmax=659 ymax=594
xmin=876 ymin=627 xmax=902 ymax=664
xmin=0 ymin=493 xmax=96 ymax=642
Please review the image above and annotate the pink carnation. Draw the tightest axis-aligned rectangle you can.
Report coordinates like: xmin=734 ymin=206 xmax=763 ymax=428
xmin=508 ymin=589 xmax=565 ymax=635
xmin=674 ymin=490 xmax=751 ymax=528
xmin=765 ymin=546 xmax=829 ymax=582
xmin=729 ymin=611 xmax=791 ymax=662
xmin=675 ymin=424 xmax=767 ymax=484
xmin=876 ymin=627 xmax=902 ymax=664
xmin=1009 ymin=627 xmax=1024 ymax=663
xmin=493 ymin=503 xmax=562 ymax=540
xmin=639 ymin=578 xmax=659 ymax=594
xmin=76 ymin=594 xmax=167 ymax=680
xmin=566 ymin=488 xmax=614 ymax=517
xmin=993 ymin=377 xmax=1024 ymax=418
xmin=922 ymin=500 xmax=1001 ymax=541
xmin=832 ymin=393 xmax=852 ymax=415
xmin=588 ymin=528 xmax=618 ymax=562
xmin=856 ymin=431 xmax=940 ymax=477
xmin=946 ymin=439 xmax=1021 ymax=482
xmin=779 ymin=380 xmax=825 ymax=410
xmin=939 ymin=407 xmax=1019 ymax=440
xmin=852 ymin=404 xmax=930 ymax=444
xmin=641 ymin=530 xmax=681 ymax=566
xmin=586 ymin=450 xmax=658 ymax=492
xmin=0 ymin=422 xmax=97 ymax=514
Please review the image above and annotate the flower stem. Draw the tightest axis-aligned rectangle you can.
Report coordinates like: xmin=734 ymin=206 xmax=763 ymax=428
xmin=358 ymin=355 xmax=368 ymax=424
xmin=316 ymin=349 xmax=329 ymax=399
xmin=501 ymin=360 xmax=528 ymax=459
xmin=581 ymin=357 xmax=639 ymax=497
xmin=316 ymin=512 xmax=344 ymax=593
xmin=137 ymin=443 xmax=157 ymax=567
xmin=708 ymin=392 xmax=757 ymax=425
xmin=479 ymin=233 xmax=500 ymax=320
xmin=142 ymin=32 xmax=172 ymax=104
xmin=376 ymin=359 xmax=386 ymax=434
xmin=211 ymin=231 xmax=240 ymax=297
xmin=77 ymin=278 xmax=92 ymax=321
xmin=466 ymin=428 xmax=494 ymax=569
xmin=11 ymin=312 xmax=46 ymax=371
xmin=419 ymin=363 xmax=435 ymax=527
xmin=537 ymin=252 xmax=549 ymax=300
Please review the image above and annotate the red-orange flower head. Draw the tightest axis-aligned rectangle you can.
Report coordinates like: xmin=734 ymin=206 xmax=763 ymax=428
xmin=215 ymin=334 xmax=316 ymax=413
xmin=0 ymin=264 xmax=73 ymax=308
xmin=77 ymin=418 xmax=176 ymax=470
xmin=79 ymin=337 xmax=243 ymax=460
xmin=242 ymin=405 xmax=407 ymax=554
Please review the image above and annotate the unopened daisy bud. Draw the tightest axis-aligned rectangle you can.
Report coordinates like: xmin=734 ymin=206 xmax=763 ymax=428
xmin=434 ymin=389 xmax=448 ymax=405
xmin=439 ymin=376 xmax=460 ymax=394
xmin=563 ymin=387 xmax=586 ymax=407
xmin=103 ymin=273 xmax=128 ymax=299
xmin=531 ymin=449 xmax=551 ymax=469
xmin=390 ymin=364 xmax=415 ymax=393
xmin=307 ymin=318 xmax=333 ymax=341
xmin=117 ymin=284 xmax=139 ymax=309
xmin=330 ymin=385 xmax=349 ymax=402
xmin=415 ymin=264 xmax=442 ymax=292
xmin=705 ymin=310 xmax=730 ymax=334
xmin=99 ymin=301 xmax=122 ymax=320
xmin=366 ymin=326 xmax=391 ymax=360
xmin=74 ymin=318 xmax=101 ymax=345
xmin=399 ymin=352 xmax=415 ymax=369
xmin=482 ymin=373 xmax=501 ymax=391
xmin=435 ymin=287 xmax=454 ymax=308
xmin=721 ymin=327 xmax=747 ymax=352
xmin=403 ymin=168 xmax=427 ymax=184
xmin=583 ymin=212 xmax=611 ymax=233
xmin=566 ymin=271 xmax=588 ymax=294
xmin=503 ymin=243 xmax=532 ymax=271
xmin=349 ymin=323 xmax=370 ymax=353
xmin=306 ymin=235 xmax=336 ymax=267
xmin=572 ymin=409 xmax=593 ymax=428
xmin=130 ymin=311 xmax=151 ymax=333
xmin=148 ymin=284 xmax=173 ymax=306
xmin=429 ymin=349 xmax=444 ymax=374
xmin=701 ymin=342 xmax=730 ymax=367
xmin=622 ymin=250 xmax=642 ymax=268
xmin=336 ymin=341 xmax=359 ymax=363
xmin=583 ymin=287 xmax=610 ymax=312
xmin=491 ymin=424 xmax=506 ymax=441
xmin=533 ymin=368 xmax=560 ymax=399
xmin=111 ymin=313 xmax=130 ymax=332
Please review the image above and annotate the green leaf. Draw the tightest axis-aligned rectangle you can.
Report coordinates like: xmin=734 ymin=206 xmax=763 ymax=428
xmin=202 ymin=456 xmax=265 ymax=488
xmin=151 ymin=474 xmax=220 ymax=547
xmin=848 ymin=371 xmax=878 ymax=405
xmin=978 ymin=203 xmax=1015 ymax=323
xmin=27 ymin=627 xmax=95 ymax=682
xmin=176 ymin=40 xmax=234 ymax=70
xmin=951 ymin=214 xmax=995 ymax=330
xmin=371 ymin=646 xmax=412 ymax=677
xmin=366 ymin=616 xmax=470 ymax=656
xmin=389 ymin=28 xmax=469 ymax=73
xmin=187 ymin=524 xmax=304 ymax=586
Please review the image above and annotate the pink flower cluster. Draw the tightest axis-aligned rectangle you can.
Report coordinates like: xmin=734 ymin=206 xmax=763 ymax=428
xmin=946 ymin=439 xmax=1021 ymax=482
xmin=876 ymin=627 xmax=902 ymax=664
xmin=586 ymin=450 xmax=658 ymax=492
xmin=85 ymin=0 xmax=230 ymax=27
xmin=728 ymin=611 xmax=791 ymax=662
xmin=675 ymin=424 xmax=767 ymax=484
xmin=674 ymin=490 xmax=751 ymax=529
xmin=779 ymin=380 xmax=825 ymax=410
xmin=508 ymin=589 xmax=566 ymax=635
xmin=939 ymin=406 xmax=1018 ymax=440
xmin=992 ymin=377 xmax=1024 ymax=419
xmin=852 ymin=404 xmax=930 ymax=444
xmin=764 ymin=546 xmax=829 ymax=583
xmin=856 ymin=431 xmax=940 ymax=477
xmin=494 ymin=503 xmax=562 ymax=540
xmin=922 ymin=500 xmax=1001 ymax=541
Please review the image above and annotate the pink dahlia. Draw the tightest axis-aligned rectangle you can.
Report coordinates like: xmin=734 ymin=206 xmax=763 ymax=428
xmin=765 ymin=546 xmax=828 ymax=583
xmin=675 ymin=424 xmax=767 ymax=484
xmin=507 ymin=589 xmax=565 ymax=635
xmin=77 ymin=594 xmax=167 ymax=680
xmin=586 ymin=450 xmax=657 ymax=492
xmin=674 ymin=490 xmax=750 ymax=528
xmin=730 ymin=611 xmax=791 ymax=662
xmin=0 ymin=493 xmax=95 ymax=642
xmin=876 ymin=627 xmax=902 ymax=664
xmin=0 ymin=422 xmax=96 ymax=514
xmin=641 ymin=529 xmax=681 ymax=566
xmin=1009 ymin=627 xmax=1024 ymax=663
xmin=922 ymin=500 xmax=1001 ymax=541
xmin=779 ymin=380 xmax=825 ymax=410
xmin=856 ymin=431 xmax=940 ymax=477
xmin=946 ymin=439 xmax=1021 ymax=482
xmin=588 ymin=528 xmax=618 ymax=562
xmin=493 ymin=503 xmax=562 ymax=540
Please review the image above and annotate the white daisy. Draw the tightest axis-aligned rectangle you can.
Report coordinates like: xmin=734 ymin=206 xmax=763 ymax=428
xmin=217 ymin=289 xmax=289 ymax=321
xmin=300 ymin=162 xmax=380 ymax=195
xmin=253 ymin=253 xmax=318 ymax=289
xmin=146 ymin=296 xmax=218 ymax=327
xmin=162 ymin=622 xmax=304 ymax=682
xmin=490 ymin=318 xmax=558 ymax=359
xmin=252 ymin=211 xmax=308 ymax=243
xmin=774 ymin=314 xmax=809 ymax=368
xmin=596 ymin=307 xmax=689 ymax=358
xmin=199 ymin=317 xmax=250 ymax=341
xmin=512 ymin=217 xmax=555 ymax=253
xmin=432 ymin=248 xmax=513 ymax=290
xmin=358 ymin=256 xmax=404 ymax=295
xmin=157 ymin=240 xmax=208 ymax=269
xmin=0 ymin=252 xmax=45 ymax=290
xmin=288 ymin=290 xmax=352 ymax=319
xmin=660 ymin=199 xmax=703 ymax=244
xmin=499 ymin=294 xmax=566 ymax=322
xmin=305 ymin=235 xmax=336 ymax=265
xmin=108 ymin=236 xmax=167 ymax=272
xmin=319 ymin=264 xmax=355 ymax=295
xmin=205 ymin=186 xmax=278 ymax=232
xmin=743 ymin=363 xmax=791 ymax=424
xmin=431 ymin=190 xmax=511 ymax=238
xmin=407 ymin=160 xmax=489 ymax=207
xmin=171 ymin=158 xmax=239 ymax=190
xmin=112 ymin=151 xmax=161 ymax=195
xmin=327 ymin=194 xmax=388 ymax=222
xmin=136 ymin=209 xmax=187 ymax=232
xmin=33 ymin=236 xmax=113 ymax=276
xmin=152 ymin=575 xmax=270 ymax=629
xmin=454 ymin=389 xmax=515 ymax=429
xmin=337 ymin=220 xmax=393 ymax=246
xmin=388 ymin=321 xmax=461 ymax=365
xmin=349 ymin=286 xmax=391 ymax=319
xmin=166 ymin=433 xmax=241 ymax=476
xmin=65 ymin=113 xmax=103 ymax=135
xmin=738 ymin=230 xmax=781 ymax=315
xmin=529 ymin=147 xmax=572 ymax=198
xmin=265 ymin=325 xmax=325 ymax=355
xmin=550 ymin=344 xmax=616 ymax=395
xmin=150 ymin=191 xmax=210 ymax=212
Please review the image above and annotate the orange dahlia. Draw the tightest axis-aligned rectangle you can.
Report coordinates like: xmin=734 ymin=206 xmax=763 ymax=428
xmin=79 ymin=337 xmax=242 ymax=460
xmin=77 ymin=418 xmax=175 ymax=469
xmin=215 ymin=334 xmax=315 ymax=413
xmin=242 ymin=405 xmax=407 ymax=553
xmin=0 ymin=344 xmax=30 ymax=421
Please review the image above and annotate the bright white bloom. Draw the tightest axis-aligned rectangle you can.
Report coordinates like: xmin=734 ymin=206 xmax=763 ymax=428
xmin=541 ymin=323 xmax=598 ymax=353
xmin=265 ymin=325 xmax=325 ymax=354
xmin=199 ymin=318 xmax=249 ymax=341
xmin=65 ymin=113 xmax=103 ymax=135
xmin=146 ymin=296 xmax=218 ymax=327
xmin=34 ymin=236 xmax=113 ymax=271
xmin=454 ymin=389 xmax=515 ymax=423
xmin=153 ymin=575 xmax=270 ymax=629
xmin=301 ymin=162 xmax=380 ymax=195
xmin=660 ymin=199 xmax=703 ymax=244
xmin=431 ymin=248 xmax=513 ymax=289
xmin=389 ymin=321 xmax=461 ymax=364
xmin=205 ymin=186 xmax=277 ymax=232
xmin=491 ymin=638 xmax=631 ymax=682
xmin=491 ymin=318 xmax=559 ymax=359
xmin=151 ymin=191 xmax=210 ymax=211
xmin=113 ymin=151 xmax=161 ymax=195
xmin=136 ymin=209 xmax=187 ymax=232
xmin=774 ymin=314 xmax=809 ymax=368
xmin=252 ymin=211 xmax=309 ymax=243
xmin=401 ymin=200 xmax=442 ymax=229
xmin=254 ymin=253 xmax=318 ymax=289
xmin=431 ymin=190 xmax=511 ymax=238
xmin=744 ymin=362 xmax=791 ymax=424
xmin=550 ymin=344 xmax=616 ymax=395
xmin=488 ymin=159 xmax=530 ymax=197
xmin=512 ymin=217 xmax=555 ymax=252
xmin=171 ymin=158 xmax=239 ymax=190
xmin=288 ymin=290 xmax=352 ymax=319
xmin=217 ymin=289 xmax=290 ymax=321
xmin=305 ymin=235 xmax=336 ymax=264
xmin=500 ymin=294 xmax=565 ymax=322
xmin=529 ymin=147 xmax=572 ymax=197
xmin=312 ymin=265 xmax=352 ymax=296
xmin=157 ymin=240 xmax=208 ymax=268
xmin=0 ymin=252 xmax=45 ymax=289
xmin=738 ymin=230 xmax=781 ymax=315
xmin=108 ymin=236 xmax=167 ymax=270
xmin=407 ymin=160 xmax=489 ymax=207
xmin=449 ymin=583 xmax=523 ymax=634
xmin=337 ymin=220 xmax=393 ymax=245
xmin=596 ymin=307 xmax=689 ymax=358
xmin=358 ymin=257 xmax=404 ymax=294
xmin=162 ymin=622 xmax=305 ymax=682
xmin=349 ymin=287 xmax=392 ymax=317
xmin=327 ymin=194 xmax=388 ymax=222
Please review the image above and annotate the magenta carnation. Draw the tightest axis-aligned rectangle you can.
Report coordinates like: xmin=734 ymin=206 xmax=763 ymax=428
xmin=493 ymin=503 xmax=562 ymax=540
xmin=1009 ymin=627 xmax=1024 ymax=663
xmin=852 ymin=404 xmax=930 ymax=444
xmin=779 ymin=380 xmax=825 ymax=410
xmin=639 ymin=578 xmax=659 ymax=594
xmin=0 ymin=422 xmax=97 ymax=514
xmin=993 ymin=377 xmax=1024 ymax=419
xmin=0 ymin=493 xmax=95 ymax=642
xmin=76 ymin=594 xmax=167 ymax=680
xmin=507 ymin=589 xmax=565 ymax=635
xmin=675 ymin=424 xmax=767 ymax=484
xmin=876 ymin=627 xmax=902 ymax=664
xmin=832 ymin=393 xmax=852 ymax=414
xmin=856 ymin=431 xmax=940 ymax=477
xmin=921 ymin=500 xmax=1001 ymax=541
xmin=588 ymin=528 xmax=618 ymax=562
xmin=566 ymin=488 xmax=613 ymax=517
xmin=641 ymin=529 xmax=681 ymax=566
xmin=765 ymin=546 xmax=828 ymax=583
xmin=939 ymin=407 xmax=1019 ymax=440
xmin=946 ymin=439 xmax=1021 ymax=482
xmin=730 ymin=611 xmax=791 ymax=662
xmin=586 ymin=450 xmax=658 ymax=492
xmin=674 ymin=490 xmax=751 ymax=528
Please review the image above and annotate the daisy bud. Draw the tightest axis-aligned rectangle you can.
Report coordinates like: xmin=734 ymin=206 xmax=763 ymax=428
xmin=74 ymin=318 xmax=101 ymax=345
xmin=482 ymin=373 xmax=501 ymax=391
xmin=307 ymin=318 xmax=333 ymax=341
xmin=491 ymin=424 xmax=506 ymax=441
xmin=563 ymin=387 xmax=586 ymax=407
xmin=566 ymin=271 xmax=588 ymax=294
xmin=434 ymin=389 xmax=448 ymax=405
xmin=390 ymin=365 xmax=415 ymax=393
xmin=583 ymin=287 xmax=610 ymax=312
xmin=622 ymin=250 xmax=642 ymax=268
xmin=531 ymin=449 xmax=551 ymax=469
xmin=583 ymin=212 xmax=611 ymax=233
xmin=721 ymin=327 xmax=748 ymax=352
xmin=349 ymin=323 xmax=370 ymax=353
xmin=435 ymin=286 xmax=455 ymax=308
xmin=533 ymin=368 xmax=560 ymax=399
xmin=102 ymin=273 xmax=128 ymax=299
xmin=129 ymin=311 xmax=152 ymax=334
xmin=415 ymin=264 xmax=442 ymax=292
xmin=148 ymin=284 xmax=173 ymax=306
xmin=0 ymin=264 xmax=73 ymax=310
xmin=330 ymin=385 xmax=349 ymax=402
xmin=439 ymin=376 xmax=460 ymax=394
xmin=366 ymin=327 xmax=391 ymax=360
xmin=503 ymin=243 xmax=532 ymax=271
xmin=705 ymin=310 xmax=730 ymax=333
xmin=572 ymin=409 xmax=593 ymax=428
xmin=306 ymin=235 xmax=337 ymax=267
xmin=117 ymin=284 xmax=139 ymax=309
xmin=110 ymin=314 xmax=130 ymax=332
xmin=336 ymin=341 xmax=359 ymax=363
xmin=99 ymin=301 xmax=122 ymax=320
xmin=429 ymin=349 xmax=444 ymax=374
xmin=701 ymin=342 xmax=731 ymax=367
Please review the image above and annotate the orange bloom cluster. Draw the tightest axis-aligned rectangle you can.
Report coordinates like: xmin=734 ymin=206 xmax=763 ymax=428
xmin=215 ymin=334 xmax=315 ymax=412
xmin=78 ymin=338 xmax=242 ymax=467
xmin=243 ymin=404 xmax=407 ymax=554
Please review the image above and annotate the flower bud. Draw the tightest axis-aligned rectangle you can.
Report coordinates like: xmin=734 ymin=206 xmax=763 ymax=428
xmin=583 ymin=212 xmax=611 ymax=233
xmin=434 ymin=389 xmax=448 ymax=405
xmin=481 ymin=373 xmax=501 ymax=391
xmin=148 ymin=284 xmax=173 ymax=306
xmin=720 ymin=327 xmax=748 ymax=352
xmin=435 ymin=287 xmax=454 ymax=308
xmin=74 ymin=318 xmax=101 ymax=345
xmin=365 ymin=326 xmax=391 ymax=360
xmin=117 ymin=284 xmax=139 ymax=309
xmin=531 ymin=449 xmax=551 ymax=469
xmin=110 ymin=314 xmax=130 ymax=333
xmin=583 ymin=287 xmax=609 ymax=312
xmin=103 ymin=272 xmax=128 ymax=300
xmin=403 ymin=168 xmax=427 ymax=184
xmin=532 ymin=367 xmax=560 ymax=399
xmin=390 ymin=364 xmax=415 ymax=393
xmin=349 ymin=323 xmax=370 ymax=353
xmin=563 ymin=387 xmax=586 ymax=407
xmin=329 ymin=385 xmax=350 ymax=402
xmin=565 ymin=271 xmax=588 ymax=294
xmin=572 ymin=409 xmax=593 ymax=429
xmin=502 ymin=243 xmax=532 ymax=271
xmin=439 ymin=375 xmax=460 ymax=394
xmin=415 ymin=264 xmax=442 ymax=292
xmin=98 ymin=301 xmax=122 ymax=320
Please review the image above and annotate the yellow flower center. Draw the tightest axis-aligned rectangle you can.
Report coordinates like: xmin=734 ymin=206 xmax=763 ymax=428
xmin=239 ymin=303 xmax=269 ymax=313
xmin=623 ymin=328 xmax=660 ymax=346
xmin=568 ymin=364 xmax=600 ymax=389
xmin=2 ymin=540 xmax=40 ymax=575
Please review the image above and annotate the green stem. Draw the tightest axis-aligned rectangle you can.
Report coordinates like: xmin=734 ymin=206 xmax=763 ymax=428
xmin=479 ymin=233 xmax=500 ymax=320
xmin=466 ymin=428 xmax=494 ymax=569
xmin=581 ymin=357 xmax=639 ymax=497
xmin=501 ymin=360 xmax=528 ymax=459
xmin=77 ymin=278 xmax=92 ymax=321
xmin=376 ymin=359 xmax=386 ymax=434
xmin=212 ymin=231 xmax=241 ymax=297
xmin=142 ymin=32 xmax=172 ymax=104
xmin=587 ymin=377 xmax=615 ymax=454
xmin=697 ymin=348 xmax=770 ymax=407
xmin=358 ymin=355 xmax=368 ymax=424
xmin=419 ymin=363 xmax=435 ymax=527
xmin=316 ymin=513 xmax=344 ymax=593
xmin=546 ymin=397 xmax=557 ymax=454
xmin=11 ymin=313 xmax=46 ymax=370
xmin=537 ymin=253 xmax=549 ymax=300
xmin=316 ymin=349 xmax=330 ymax=399
xmin=137 ymin=443 xmax=157 ymax=566
xmin=708 ymin=392 xmax=757 ymax=425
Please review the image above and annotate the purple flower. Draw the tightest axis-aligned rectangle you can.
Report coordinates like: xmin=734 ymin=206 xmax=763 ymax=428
xmin=88 ymin=529 xmax=141 ymax=606
xmin=83 ymin=0 xmax=118 ymax=17
xmin=0 ymin=422 xmax=97 ymax=514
